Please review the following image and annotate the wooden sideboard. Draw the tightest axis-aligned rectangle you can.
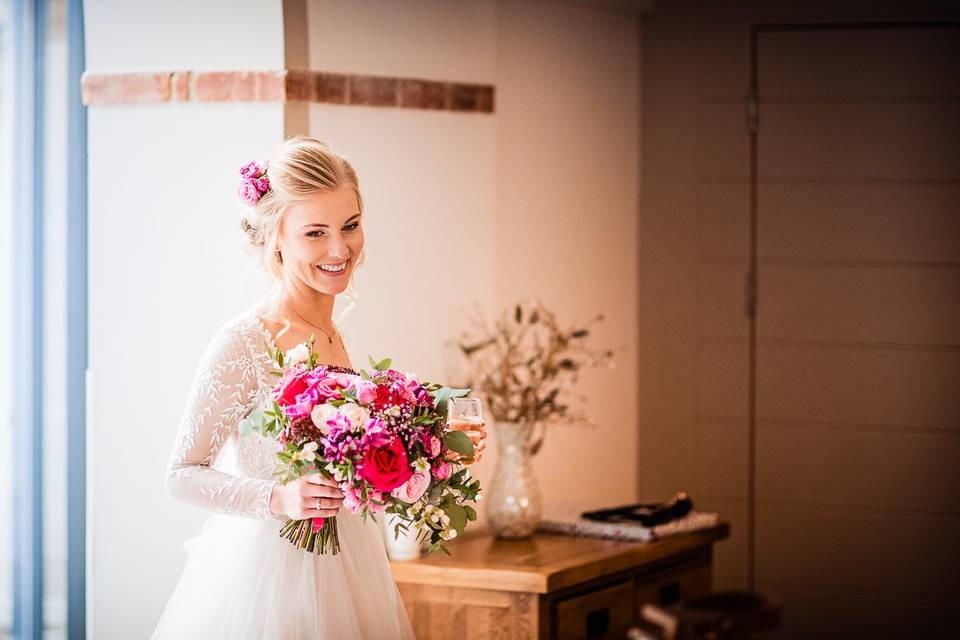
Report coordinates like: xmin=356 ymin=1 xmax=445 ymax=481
xmin=391 ymin=522 xmax=730 ymax=639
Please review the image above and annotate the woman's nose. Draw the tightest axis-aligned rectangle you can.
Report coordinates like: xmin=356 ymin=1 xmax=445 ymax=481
xmin=326 ymin=234 xmax=350 ymax=260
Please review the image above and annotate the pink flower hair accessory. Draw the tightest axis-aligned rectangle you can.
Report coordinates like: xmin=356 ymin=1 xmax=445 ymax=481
xmin=238 ymin=159 xmax=270 ymax=205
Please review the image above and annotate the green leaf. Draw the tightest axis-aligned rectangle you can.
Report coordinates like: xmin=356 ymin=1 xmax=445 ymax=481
xmin=443 ymin=431 xmax=474 ymax=457
xmin=464 ymin=505 xmax=477 ymax=521
xmin=431 ymin=386 xmax=471 ymax=417
xmin=446 ymin=503 xmax=468 ymax=534
xmin=367 ymin=355 xmax=392 ymax=371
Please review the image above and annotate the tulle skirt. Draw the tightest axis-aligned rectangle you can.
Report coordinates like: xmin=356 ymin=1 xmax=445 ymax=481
xmin=152 ymin=509 xmax=415 ymax=639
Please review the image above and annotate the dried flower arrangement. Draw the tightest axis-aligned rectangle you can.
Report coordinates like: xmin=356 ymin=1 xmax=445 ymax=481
xmin=454 ymin=298 xmax=615 ymax=454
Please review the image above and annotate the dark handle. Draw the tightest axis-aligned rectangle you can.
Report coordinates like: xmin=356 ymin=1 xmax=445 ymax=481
xmin=586 ymin=607 xmax=611 ymax=638
xmin=658 ymin=580 xmax=681 ymax=606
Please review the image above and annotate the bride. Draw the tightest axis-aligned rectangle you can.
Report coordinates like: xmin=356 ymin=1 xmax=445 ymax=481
xmin=153 ymin=136 xmax=479 ymax=638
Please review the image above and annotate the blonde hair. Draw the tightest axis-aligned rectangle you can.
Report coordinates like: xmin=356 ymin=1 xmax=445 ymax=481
xmin=239 ymin=135 xmax=365 ymax=326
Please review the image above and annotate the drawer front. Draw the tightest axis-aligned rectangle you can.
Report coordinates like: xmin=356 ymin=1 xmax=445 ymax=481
xmin=554 ymin=580 xmax=636 ymax=640
xmin=635 ymin=559 xmax=712 ymax=609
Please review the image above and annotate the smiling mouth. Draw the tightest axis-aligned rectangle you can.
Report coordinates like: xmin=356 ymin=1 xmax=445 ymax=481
xmin=317 ymin=259 xmax=350 ymax=274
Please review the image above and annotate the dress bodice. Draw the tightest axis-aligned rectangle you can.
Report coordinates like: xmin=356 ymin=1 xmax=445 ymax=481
xmin=164 ymin=304 xmax=353 ymax=520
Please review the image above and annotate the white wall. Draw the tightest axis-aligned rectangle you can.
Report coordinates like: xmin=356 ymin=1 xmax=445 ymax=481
xmin=83 ymin=1 xmax=285 ymax=637
xmin=494 ymin=0 xmax=640 ymax=515
xmin=303 ymin=0 xmax=501 ymax=520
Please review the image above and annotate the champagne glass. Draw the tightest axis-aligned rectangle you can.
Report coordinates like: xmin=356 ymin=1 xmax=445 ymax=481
xmin=447 ymin=397 xmax=486 ymax=465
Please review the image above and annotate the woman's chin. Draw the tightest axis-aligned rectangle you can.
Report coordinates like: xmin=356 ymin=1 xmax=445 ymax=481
xmin=311 ymin=270 xmax=351 ymax=294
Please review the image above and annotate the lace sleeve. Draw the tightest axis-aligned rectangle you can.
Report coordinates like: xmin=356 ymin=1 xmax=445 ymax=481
xmin=165 ymin=322 xmax=280 ymax=520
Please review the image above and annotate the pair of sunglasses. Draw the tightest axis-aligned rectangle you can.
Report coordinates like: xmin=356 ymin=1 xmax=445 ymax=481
xmin=580 ymin=491 xmax=693 ymax=527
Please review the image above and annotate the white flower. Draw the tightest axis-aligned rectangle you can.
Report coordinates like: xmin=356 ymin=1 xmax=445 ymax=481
xmin=338 ymin=403 xmax=370 ymax=430
xmin=294 ymin=440 xmax=319 ymax=462
xmin=475 ymin=491 xmax=483 ymax=502
xmin=285 ymin=342 xmax=310 ymax=366
xmin=413 ymin=457 xmax=431 ymax=474
xmin=311 ymin=403 xmax=338 ymax=434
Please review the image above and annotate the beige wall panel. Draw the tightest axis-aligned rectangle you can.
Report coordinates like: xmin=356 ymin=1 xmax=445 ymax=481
xmin=757 ymin=347 xmax=960 ymax=430
xmin=695 ymin=21 xmax=751 ymax=98
xmin=760 ymin=27 xmax=960 ymax=97
xmin=697 ymin=500 xmax=747 ymax=584
xmin=698 ymin=184 xmax=751 ymax=258
xmin=757 ymin=267 xmax=960 ymax=345
xmin=696 ymin=421 xmax=747 ymax=502
xmin=757 ymin=427 xmax=960 ymax=513
xmin=759 ymin=102 xmax=960 ymax=180
xmin=698 ymin=265 xmax=748 ymax=338
xmin=757 ymin=507 xmax=960 ymax=597
xmin=698 ymin=99 xmax=750 ymax=178
xmin=699 ymin=343 xmax=750 ymax=419
xmin=639 ymin=7 xmax=701 ymax=502
xmin=758 ymin=185 xmax=960 ymax=263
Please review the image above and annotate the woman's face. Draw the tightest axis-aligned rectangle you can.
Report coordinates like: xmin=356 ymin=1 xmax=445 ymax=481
xmin=277 ymin=185 xmax=364 ymax=296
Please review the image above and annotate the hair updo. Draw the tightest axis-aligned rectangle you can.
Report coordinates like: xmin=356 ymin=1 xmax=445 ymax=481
xmin=239 ymin=135 xmax=366 ymax=282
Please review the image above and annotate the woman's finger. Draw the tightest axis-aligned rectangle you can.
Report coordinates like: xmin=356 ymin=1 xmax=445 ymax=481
xmin=304 ymin=472 xmax=340 ymax=489
xmin=302 ymin=496 xmax=343 ymax=511
xmin=303 ymin=484 xmax=344 ymax=499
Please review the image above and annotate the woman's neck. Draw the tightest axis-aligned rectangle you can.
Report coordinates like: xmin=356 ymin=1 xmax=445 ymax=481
xmin=269 ymin=281 xmax=336 ymax=328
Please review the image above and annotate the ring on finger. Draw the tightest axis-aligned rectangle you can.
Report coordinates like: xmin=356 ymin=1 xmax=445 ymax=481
xmin=315 ymin=497 xmax=321 ymax=510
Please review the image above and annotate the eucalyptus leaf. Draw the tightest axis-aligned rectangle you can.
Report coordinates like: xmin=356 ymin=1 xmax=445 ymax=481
xmin=432 ymin=386 xmax=471 ymax=417
xmin=443 ymin=431 xmax=474 ymax=457
xmin=446 ymin=503 xmax=468 ymax=534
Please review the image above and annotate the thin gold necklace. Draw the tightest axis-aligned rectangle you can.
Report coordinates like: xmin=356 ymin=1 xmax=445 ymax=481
xmin=287 ymin=303 xmax=338 ymax=344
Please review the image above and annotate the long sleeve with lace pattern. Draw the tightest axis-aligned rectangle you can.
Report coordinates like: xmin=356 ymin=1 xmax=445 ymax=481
xmin=165 ymin=321 xmax=280 ymax=520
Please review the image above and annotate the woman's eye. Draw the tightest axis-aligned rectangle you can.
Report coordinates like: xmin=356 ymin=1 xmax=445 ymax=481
xmin=306 ymin=223 xmax=358 ymax=238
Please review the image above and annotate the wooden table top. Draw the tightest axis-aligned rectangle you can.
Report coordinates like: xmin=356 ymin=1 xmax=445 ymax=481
xmin=390 ymin=521 xmax=730 ymax=594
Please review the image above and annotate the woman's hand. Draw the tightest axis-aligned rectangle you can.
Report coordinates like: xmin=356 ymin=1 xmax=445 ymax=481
xmin=269 ymin=469 xmax=344 ymax=520
xmin=447 ymin=422 xmax=487 ymax=466
xmin=467 ymin=424 xmax=487 ymax=464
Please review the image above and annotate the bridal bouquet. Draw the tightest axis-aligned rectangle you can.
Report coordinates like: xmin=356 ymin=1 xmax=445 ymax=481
xmin=239 ymin=336 xmax=482 ymax=555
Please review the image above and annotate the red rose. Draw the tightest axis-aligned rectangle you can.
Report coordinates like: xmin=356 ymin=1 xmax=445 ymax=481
xmin=271 ymin=364 xmax=311 ymax=408
xmin=359 ymin=437 xmax=412 ymax=493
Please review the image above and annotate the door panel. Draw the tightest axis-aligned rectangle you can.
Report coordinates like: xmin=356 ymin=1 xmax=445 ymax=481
xmin=756 ymin=24 xmax=960 ymax=637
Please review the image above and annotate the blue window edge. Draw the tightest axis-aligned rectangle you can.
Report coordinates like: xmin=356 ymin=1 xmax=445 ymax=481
xmin=66 ymin=0 xmax=88 ymax=637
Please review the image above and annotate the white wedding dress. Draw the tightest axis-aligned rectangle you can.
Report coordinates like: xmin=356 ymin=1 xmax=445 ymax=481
xmin=152 ymin=302 xmax=415 ymax=639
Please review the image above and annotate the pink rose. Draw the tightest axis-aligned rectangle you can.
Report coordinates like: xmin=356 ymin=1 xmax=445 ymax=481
xmin=239 ymin=160 xmax=262 ymax=179
xmin=238 ymin=178 xmax=261 ymax=205
xmin=391 ymin=470 xmax=430 ymax=503
xmin=253 ymin=176 xmax=270 ymax=193
xmin=419 ymin=433 xmax=442 ymax=458
xmin=284 ymin=370 xmax=352 ymax=419
xmin=342 ymin=484 xmax=386 ymax=514
xmin=354 ymin=380 xmax=378 ymax=404
xmin=432 ymin=460 xmax=451 ymax=480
